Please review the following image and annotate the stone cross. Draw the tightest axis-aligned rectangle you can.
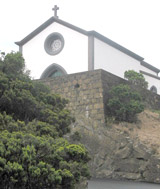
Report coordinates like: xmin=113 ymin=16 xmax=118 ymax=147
xmin=52 ymin=5 xmax=59 ymax=18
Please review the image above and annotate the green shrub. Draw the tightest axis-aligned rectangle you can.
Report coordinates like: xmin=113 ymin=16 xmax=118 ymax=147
xmin=124 ymin=70 xmax=148 ymax=89
xmin=106 ymin=84 xmax=144 ymax=122
xmin=0 ymin=52 xmax=90 ymax=188
xmin=71 ymin=131 xmax=81 ymax=141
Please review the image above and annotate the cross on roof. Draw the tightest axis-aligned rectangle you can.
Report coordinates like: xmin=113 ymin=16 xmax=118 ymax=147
xmin=52 ymin=5 xmax=59 ymax=18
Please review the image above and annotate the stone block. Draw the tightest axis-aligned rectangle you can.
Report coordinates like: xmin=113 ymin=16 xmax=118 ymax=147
xmin=41 ymin=69 xmax=160 ymax=183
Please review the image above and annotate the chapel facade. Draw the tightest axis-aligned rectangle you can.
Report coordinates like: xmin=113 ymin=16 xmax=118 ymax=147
xmin=15 ymin=5 xmax=160 ymax=94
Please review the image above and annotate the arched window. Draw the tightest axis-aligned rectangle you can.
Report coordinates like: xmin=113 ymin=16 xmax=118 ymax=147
xmin=40 ymin=63 xmax=67 ymax=79
xmin=150 ymin=85 xmax=157 ymax=94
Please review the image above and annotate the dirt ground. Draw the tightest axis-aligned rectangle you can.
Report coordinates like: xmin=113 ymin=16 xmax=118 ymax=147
xmin=113 ymin=110 xmax=160 ymax=155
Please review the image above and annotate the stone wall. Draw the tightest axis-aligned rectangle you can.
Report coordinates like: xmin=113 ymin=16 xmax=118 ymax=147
xmin=41 ymin=69 xmax=160 ymax=183
xmin=42 ymin=69 xmax=160 ymax=125
xmin=42 ymin=70 xmax=107 ymax=129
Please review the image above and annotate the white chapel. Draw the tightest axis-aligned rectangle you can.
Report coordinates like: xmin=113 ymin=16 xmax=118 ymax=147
xmin=15 ymin=5 xmax=160 ymax=94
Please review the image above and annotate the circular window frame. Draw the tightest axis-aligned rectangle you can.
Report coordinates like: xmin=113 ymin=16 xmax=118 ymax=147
xmin=44 ymin=32 xmax=64 ymax=55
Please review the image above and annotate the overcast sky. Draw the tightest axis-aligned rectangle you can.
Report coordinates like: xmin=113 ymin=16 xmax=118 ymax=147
xmin=1 ymin=0 xmax=160 ymax=69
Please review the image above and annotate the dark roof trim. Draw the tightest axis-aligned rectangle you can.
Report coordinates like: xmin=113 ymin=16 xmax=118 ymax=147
xmin=15 ymin=17 xmax=88 ymax=46
xmin=16 ymin=16 xmax=159 ymax=65
xmin=15 ymin=17 xmax=144 ymax=61
xmin=88 ymin=31 xmax=144 ymax=61
xmin=141 ymin=61 xmax=160 ymax=73
xmin=15 ymin=17 xmax=54 ymax=46
xmin=140 ymin=70 xmax=160 ymax=80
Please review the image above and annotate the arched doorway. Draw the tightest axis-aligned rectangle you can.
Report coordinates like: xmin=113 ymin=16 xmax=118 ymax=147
xmin=40 ymin=63 xmax=67 ymax=79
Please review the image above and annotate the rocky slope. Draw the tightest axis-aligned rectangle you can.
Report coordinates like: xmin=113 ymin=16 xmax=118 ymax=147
xmin=69 ymin=110 xmax=160 ymax=184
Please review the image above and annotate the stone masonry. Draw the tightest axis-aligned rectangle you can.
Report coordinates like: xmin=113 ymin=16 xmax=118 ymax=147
xmin=41 ymin=69 xmax=160 ymax=183
xmin=41 ymin=69 xmax=160 ymax=125
xmin=42 ymin=70 xmax=111 ymax=129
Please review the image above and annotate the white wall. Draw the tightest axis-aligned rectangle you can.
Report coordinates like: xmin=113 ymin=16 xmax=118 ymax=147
xmin=94 ymin=38 xmax=157 ymax=77
xmin=140 ymin=64 xmax=157 ymax=76
xmin=22 ymin=22 xmax=88 ymax=79
xmin=94 ymin=38 xmax=160 ymax=94
xmin=143 ymin=74 xmax=160 ymax=94
xmin=94 ymin=38 xmax=141 ymax=78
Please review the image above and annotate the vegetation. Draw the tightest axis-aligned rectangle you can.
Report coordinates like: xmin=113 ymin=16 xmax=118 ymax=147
xmin=124 ymin=70 xmax=148 ymax=89
xmin=70 ymin=131 xmax=81 ymax=142
xmin=0 ymin=52 xmax=90 ymax=189
xmin=106 ymin=84 xmax=144 ymax=123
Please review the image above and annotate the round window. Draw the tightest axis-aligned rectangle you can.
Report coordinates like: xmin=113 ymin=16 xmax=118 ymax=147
xmin=44 ymin=32 xmax=64 ymax=55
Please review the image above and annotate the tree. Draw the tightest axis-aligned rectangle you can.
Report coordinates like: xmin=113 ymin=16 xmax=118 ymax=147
xmin=0 ymin=52 xmax=90 ymax=189
xmin=0 ymin=52 xmax=72 ymax=136
xmin=124 ymin=70 xmax=148 ymax=89
xmin=106 ymin=84 xmax=144 ymax=122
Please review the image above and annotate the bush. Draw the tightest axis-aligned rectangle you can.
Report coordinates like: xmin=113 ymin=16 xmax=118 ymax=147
xmin=124 ymin=70 xmax=148 ymax=89
xmin=0 ymin=52 xmax=90 ymax=188
xmin=106 ymin=84 xmax=144 ymax=122
xmin=71 ymin=131 xmax=81 ymax=141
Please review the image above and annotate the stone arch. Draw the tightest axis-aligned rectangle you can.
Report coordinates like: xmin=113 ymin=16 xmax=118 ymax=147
xmin=40 ymin=63 xmax=67 ymax=79
xmin=150 ymin=85 xmax=157 ymax=94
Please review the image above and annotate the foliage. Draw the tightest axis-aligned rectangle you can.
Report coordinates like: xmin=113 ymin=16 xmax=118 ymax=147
xmin=70 ymin=131 xmax=81 ymax=141
xmin=124 ymin=70 xmax=148 ymax=89
xmin=0 ymin=130 xmax=90 ymax=189
xmin=0 ymin=51 xmax=25 ymax=78
xmin=0 ymin=52 xmax=72 ymax=136
xmin=0 ymin=52 xmax=90 ymax=188
xmin=106 ymin=84 xmax=144 ymax=122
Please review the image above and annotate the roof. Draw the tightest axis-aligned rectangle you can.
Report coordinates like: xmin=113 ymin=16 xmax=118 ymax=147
xmin=141 ymin=61 xmax=160 ymax=74
xmin=15 ymin=16 xmax=160 ymax=73
xmin=15 ymin=17 xmax=88 ymax=46
xmin=15 ymin=17 xmax=144 ymax=61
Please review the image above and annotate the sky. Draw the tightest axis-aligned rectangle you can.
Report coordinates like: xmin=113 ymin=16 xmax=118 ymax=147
xmin=0 ymin=0 xmax=160 ymax=69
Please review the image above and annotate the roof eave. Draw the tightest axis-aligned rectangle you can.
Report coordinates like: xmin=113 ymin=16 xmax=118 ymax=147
xmin=15 ymin=17 xmax=89 ymax=47
xmin=141 ymin=61 xmax=160 ymax=73
xmin=15 ymin=17 xmax=56 ymax=46
xmin=88 ymin=30 xmax=144 ymax=61
xmin=15 ymin=17 xmax=158 ymax=73
xmin=15 ymin=41 xmax=20 ymax=46
xmin=55 ymin=18 xmax=88 ymax=36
